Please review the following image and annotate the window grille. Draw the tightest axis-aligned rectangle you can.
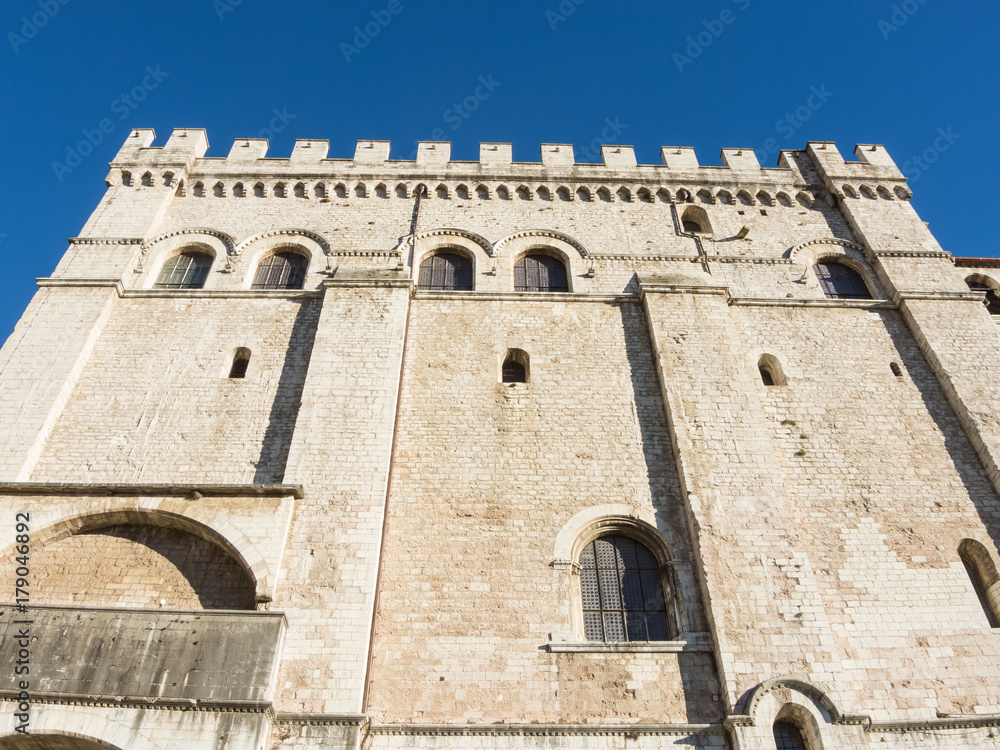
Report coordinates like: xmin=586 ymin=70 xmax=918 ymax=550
xmin=814 ymin=262 xmax=872 ymax=299
xmin=418 ymin=252 xmax=474 ymax=291
xmin=514 ymin=254 xmax=569 ymax=293
xmin=773 ymin=722 xmax=808 ymax=750
xmin=580 ymin=535 xmax=670 ymax=642
xmin=251 ymin=252 xmax=308 ymax=290
xmin=154 ymin=252 xmax=213 ymax=289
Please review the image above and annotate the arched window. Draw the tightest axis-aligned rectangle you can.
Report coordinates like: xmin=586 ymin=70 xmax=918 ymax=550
xmin=502 ymin=349 xmax=529 ymax=383
xmin=252 ymin=251 xmax=308 ymax=290
xmin=580 ymin=535 xmax=670 ymax=642
xmin=814 ymin=262 xmax=872 ymax=300
xmin=229 ymin=348 xmax=251 ymax=379
xmin=773 ymin=721 xmax=809 ymax=750
xmin=966 ymin=279 xmax=1000 ymax=316
xmin=514 ymin=253 xmax=569 ymax=293
xmin=960 ymin=541 xmax=1000 ymax=628
xmin=418 ymin=251 xmax=474 ymax=291
xmin=154 ymin=251 xmax=213 ymax=289
xmin=758 ymin=354 xmax=786 ymax=387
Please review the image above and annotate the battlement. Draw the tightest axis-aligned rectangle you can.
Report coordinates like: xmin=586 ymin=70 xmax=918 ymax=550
xmin=110 ymin=129 xmax=906 ymax=184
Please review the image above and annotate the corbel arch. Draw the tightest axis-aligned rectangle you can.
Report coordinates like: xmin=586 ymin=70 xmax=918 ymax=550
xmin=0 ymin=498 xmax=276 ymax=603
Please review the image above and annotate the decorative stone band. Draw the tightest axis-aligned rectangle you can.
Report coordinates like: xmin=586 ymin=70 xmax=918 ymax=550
xmin=0 ymin=481 xmax=304 ymax=499
xmin=367 ymin=722 xmax=727 ymax=737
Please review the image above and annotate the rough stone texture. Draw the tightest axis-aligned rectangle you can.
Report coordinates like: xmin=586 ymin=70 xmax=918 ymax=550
xmin=0 ymin=605 xmax=285 ymax=703
xmin=0 ymin=131 xmax=997 ymax=748
xmin=21 ymin=524 xmax=256 ymax=610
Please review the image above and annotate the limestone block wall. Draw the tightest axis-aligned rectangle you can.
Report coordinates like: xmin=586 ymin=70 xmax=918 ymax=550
xmin=1 ymin=129 xmax=999 ymax=749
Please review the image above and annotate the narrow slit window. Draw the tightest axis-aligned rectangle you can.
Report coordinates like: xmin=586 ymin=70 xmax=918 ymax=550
xmin=502 ymin=350 xmax=528 ymax=383
xmin=963 ymin=554 xmax=1000 ymax=628
xmin=759 ymin=366 xmax=776 ymax=386
xmin=229 ymin=348 xmax=251 ymax=379
xmin=890 ymin=362 xmax=903 ymax=377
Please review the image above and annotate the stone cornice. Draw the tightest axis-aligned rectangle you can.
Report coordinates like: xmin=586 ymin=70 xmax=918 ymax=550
xmin=0 ymin=481 xmax=304 ymax=499
xmin=412 ymin=291 xmax=632 ymax=303
xmin=893 ymin=290 xmax=984 ymax=305
xmin=272 ymin=713 xmax=368 ymax=726
xmin=121 ymin=289 xmax=324 ymax=300
xmin=0 ymin=691 xmax=271 ymax=714
xmin=367 ymin=722 xmax=726 ymax=737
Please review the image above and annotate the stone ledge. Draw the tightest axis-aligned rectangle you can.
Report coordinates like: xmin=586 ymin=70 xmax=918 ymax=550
xmin=368 ymin=723 xmax=726 ymax=737
xmin=0 ymin=691 xmax=272 ymax=714
xmin=546 ymin=640 xmax=714 ymax=654
xmin=121 ymin=289 xmax=324 ymax=299
xmin=413 ymin=291 xmax=632 ymax=303
xmin=0 ymin=482 xmax=304 ymax=499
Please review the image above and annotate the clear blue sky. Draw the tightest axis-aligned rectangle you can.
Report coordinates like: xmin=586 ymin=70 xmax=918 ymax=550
xmin=0 ymin=0 xmax=996 ymax=343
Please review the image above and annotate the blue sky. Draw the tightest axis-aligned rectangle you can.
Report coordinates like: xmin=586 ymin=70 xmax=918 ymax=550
xmin=0 ymin=0 xmax=996 ymax=343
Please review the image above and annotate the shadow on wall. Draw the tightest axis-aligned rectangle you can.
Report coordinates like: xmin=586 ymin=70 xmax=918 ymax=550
xmin=880 ymin=310 xmax=1000 ymax=564
xmin=0 ymin=737 xmax=123 ymax=749
xmin=255 ymin=298 xmax=321 ymax=484
xmin=618 ymin=301 xmax=724 ymax=725
xmin=21 ymin=525 xmax=257 ymax=610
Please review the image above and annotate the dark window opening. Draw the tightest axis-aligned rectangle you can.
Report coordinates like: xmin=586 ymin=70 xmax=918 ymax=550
xmin=963 ymin=555 xmax=1000 ymax=628
xmin=760 ymin=366 xmax=776 ymax=386
xmin=154 ymin=252 xmax=213 ymax=289
xmin=683 ymin=220 xmax=703 ymax=233
xmin=967 ymin=281 xmax=1000 ymax=316
xmin=580 ymin=535 xmax=670 ymax=643
xmin=890 ymin=362 xmax=903 ymax=377
xmin=773 ymin=722 xmax=808 ymax=750
xmin=418 ymin=252 xmax=474 ymax=291
xmin=252 ymin=251 xmax=308 ymax=290
xmin=815 ymin=262 xmax=872 ymax=300
xmin=514 ymin=254 xmax=569 ymax=293
xmin=229 ymin=348 xmax=251 ymax=379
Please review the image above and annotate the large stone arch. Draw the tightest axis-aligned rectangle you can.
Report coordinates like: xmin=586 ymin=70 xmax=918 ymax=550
xmin=0 ymin=705 xmax=164 ymax=750
xmin=0 ymin=498 xmax=275 ymax=603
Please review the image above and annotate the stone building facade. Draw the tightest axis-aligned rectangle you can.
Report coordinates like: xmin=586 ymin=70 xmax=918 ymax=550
xmin=1 ymin=128 xmax=999 ymax=749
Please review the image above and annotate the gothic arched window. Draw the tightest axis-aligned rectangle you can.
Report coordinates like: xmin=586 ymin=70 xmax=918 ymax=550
xmin=154 ymin=251 xmax=213 ymax=289
xmin=814 ymin=262 xmax=872 ymax=300
xmin=251 ymin=251 xmax=308 ymax=290
xmin=418 ymin=251 xmax=474 ymax=291
xmin=514 ymin=253 xmax=569 ymax=293
xmin=580 ymin=535 xmax=669 ymax=642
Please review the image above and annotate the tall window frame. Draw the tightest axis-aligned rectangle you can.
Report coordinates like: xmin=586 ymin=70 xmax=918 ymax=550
xmin=814 ymin=261 xmax=872 ymax=300
xmin=153 ymin=251 xmax=213 ymax=290
xmin=251 ymin=250 xmax=309 ymax=290
xmin=417 ymin=250 xmax=474 ymax=291
xmin=578 ymin=534 xmax=674 ymax=643
xmin=514 ymin=252 xmax=569 ymax=293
